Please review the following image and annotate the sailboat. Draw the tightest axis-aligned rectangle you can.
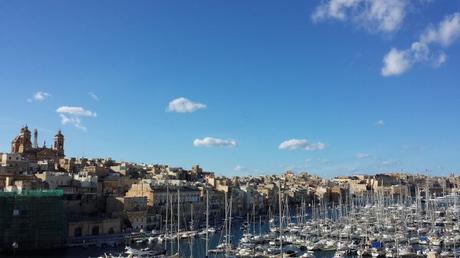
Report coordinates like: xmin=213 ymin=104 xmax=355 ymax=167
xmin=159 ymin=182 xmax=170 ymax=244
xmin=209 ymin=190 xmax=235 ymax=256
xmin=165 ymin=188 xmax=181 ymax=258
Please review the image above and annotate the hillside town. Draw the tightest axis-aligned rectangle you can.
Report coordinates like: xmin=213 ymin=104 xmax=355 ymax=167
xmin=1 ymin=126 xmax=460 ymax=257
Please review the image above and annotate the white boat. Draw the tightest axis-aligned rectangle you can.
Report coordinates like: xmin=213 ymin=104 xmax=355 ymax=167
xmin=300 ymin=251 xmax=316 ymax=258
xmin=371 ymin=247 xmax=385 ymax=257
xmin=123 ymin=246 xmax=160 ymax=258
xmin=321 ymin=240 xmax=337 ymax=251
xmin=357 ymin=246 xmax=372 ymax=257
xmin=147 ymin=236 xmax=156 ymax=244
xmin=398 ymin=246 xmax=416 ymax=257
xmin=334 ymin=250 xmax=347 ymax=258
xmin=307 ymin=241 xmax=323 ymax=251
xmin=157 ymin=235 xmax=165 ymax=242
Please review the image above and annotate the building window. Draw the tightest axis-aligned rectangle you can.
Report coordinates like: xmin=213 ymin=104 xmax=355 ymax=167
xmin=75 ymin=227 xmax=82 ymax=237
xmin=108 ymin=227 xmax=115 ymax=234
xmin=92 ymin=226 xmax=100 ymax=236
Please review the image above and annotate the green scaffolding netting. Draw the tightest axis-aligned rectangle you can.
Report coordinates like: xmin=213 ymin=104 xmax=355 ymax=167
xmin=0 ymin=190 xmax=67 ymax=251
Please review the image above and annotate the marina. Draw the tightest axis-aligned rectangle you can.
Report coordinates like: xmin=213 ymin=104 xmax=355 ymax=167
xmin=7 ymin=186 xmax=457 ymax=258
xmin=101 ymin=189 xmax=460 ymax=257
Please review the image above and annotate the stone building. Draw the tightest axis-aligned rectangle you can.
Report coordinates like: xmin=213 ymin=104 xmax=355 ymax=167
xmin=35 ymin=171 xmax=72 ymax=189
xmin=125 ymin=181 xmax=203 ymax=229
xmin=0 ymin=153 xmax=32 ymax=175
xmin=124 ymin=196 xmax=148 ymax=230
xmin=11 ymin=126 xmax=64 ymax=162
xmin=67 ymin=217 xmax=121 ymax=238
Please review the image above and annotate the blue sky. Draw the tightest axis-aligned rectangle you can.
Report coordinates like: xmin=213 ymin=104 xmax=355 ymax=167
xmin=1 ymin=0 xmax=460 ymax=178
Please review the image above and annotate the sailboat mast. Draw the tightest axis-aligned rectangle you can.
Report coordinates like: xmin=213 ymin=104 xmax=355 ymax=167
xmin=206 ymin=187 xmax=209 ymax=258
xmin=228 ymin=192 xmax=233 ymax=257
xmin=190 ymin=202 xmax=193 ymax=258
xmin=259 ymin=215 xmax=262 ymax=236
xmin=170 ymin=194 xmax=174 ymax=252
xmin=224 ymin=191 xmax=228 ymax=256
xmin=165 ymin=181 xmax=169 ymax=251
xmin=177 ymin=188 xmax=180 ymax=254
xmin=253 ymin=202 xmax=256 ymax=234
xmin=278 ymin=181 xmax=283 ymax=257
xmin=191 ymin=203 xmax=194 ymax=229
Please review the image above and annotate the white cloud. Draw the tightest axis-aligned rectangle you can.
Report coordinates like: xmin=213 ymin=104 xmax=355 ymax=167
xmin=234 ymin=165 xmax=244 ymax=172
xmin=382 ymin=13 xmax=460 ymax=76
xmin=375 ymin=120 xmax=385 ymax=127
xmin=278 ymin=139 xmax=326 ymax=151
xmin=355 ymin=153 xmax=371 ymax=159
xmin=379 ymin=159 xmax=401 ymax=167
xmin=434 ymin=52 xmax=447 ymax=67
xmin=34 ymin=91 xmax=50 ymax=101
xmin=56 ymin=106 xmax=96 ymax=131
xmin=56 ymin=106 xmax=97 ymax=117
xmin=89 ymin=92 xmax=99 ymax=101
xmin=28 ymin=91 xmax=50 ymax=102
xmin=312 ymin=0 xmax=408 ymax=33
xmin=365 ymin=0 xmax=407 ymax=33
xmin=312 ymin=0 xmax=361 ymax=21
xmin=381 ymin=41 xmax=434 ymax=76
xmin=167 ymin=97 xmax=207 ymax=113
xmin=59 ymin=114 xmax=87 ymax=131
xmin=420 ymin=13 xmax=460 ymax=47
xmin=193 ymin=137 xmax=237 ymax=147
xmin=381 ymin=48 xmax=411 ymax=76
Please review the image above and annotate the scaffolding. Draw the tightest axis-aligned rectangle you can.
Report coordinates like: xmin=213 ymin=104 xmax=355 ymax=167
xmin=0 ymin=190 xmax=67 ymax=252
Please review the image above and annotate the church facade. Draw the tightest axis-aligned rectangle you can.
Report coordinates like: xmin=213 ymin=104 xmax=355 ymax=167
xmin=11 ymin=126 xmax=64 ymax=162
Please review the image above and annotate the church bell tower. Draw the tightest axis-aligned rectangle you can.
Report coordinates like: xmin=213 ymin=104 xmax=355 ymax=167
xmin=53 ymin=130 xmax=65 ymax=157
